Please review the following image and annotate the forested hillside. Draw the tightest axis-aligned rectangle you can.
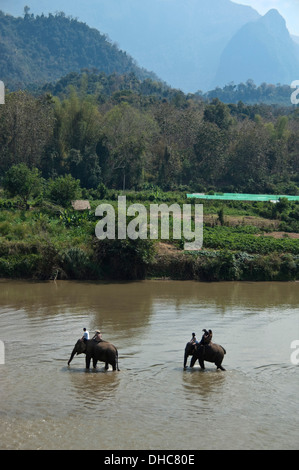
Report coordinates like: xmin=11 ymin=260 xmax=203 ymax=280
xmin=39 ymin=71 xmax=296 ymax=107
xmin=203 ymin=81 xmax=296 ymax=107
xmin=0 ymin=10 xmax=156 ymax=90
xmin=0 ymin=70 xmax=298 ymax=195
xmin=0 ymin=1 xmax=261 ymax=92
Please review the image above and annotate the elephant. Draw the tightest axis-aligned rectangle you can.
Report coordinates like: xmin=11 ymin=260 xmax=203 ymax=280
xmin=68 ymin=339 xmax=120 ymax=371
xmin=184 ymin=340 xmax=226 ymax=371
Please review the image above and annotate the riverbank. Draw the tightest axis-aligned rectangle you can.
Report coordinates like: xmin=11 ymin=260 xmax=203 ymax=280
xmin=0 ymin=192 xmax=299 ymax=281
xmin=149 ymin=243 xmax=299 ymax=281
xmin=1 ymin=239 xmax=298 ymax=282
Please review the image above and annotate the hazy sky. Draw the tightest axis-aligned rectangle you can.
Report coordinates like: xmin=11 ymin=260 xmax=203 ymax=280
xmin=1 ymin=0 xmax=298 ymax=35
xmin=233 ymin=0 xmax=299 ymax=35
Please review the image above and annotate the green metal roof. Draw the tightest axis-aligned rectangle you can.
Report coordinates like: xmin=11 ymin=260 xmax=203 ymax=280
xmin=186 ymin=193 xmax=299 ymax=202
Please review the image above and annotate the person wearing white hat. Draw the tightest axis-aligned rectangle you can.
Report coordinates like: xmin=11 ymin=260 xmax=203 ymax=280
xmin=92 ymin=330 xmax=103 ymax=342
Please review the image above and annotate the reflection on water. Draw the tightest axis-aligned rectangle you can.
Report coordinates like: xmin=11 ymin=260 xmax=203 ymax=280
xmin=183 ymin=368 xmax=227 ymax=399
xmin=0 ymin=279 xmax=298 ymax=450
xmin=67 ymin=367 xmax=121 ymax=406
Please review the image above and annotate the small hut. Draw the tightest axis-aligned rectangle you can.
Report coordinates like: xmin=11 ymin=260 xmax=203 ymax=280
xmin=71 ymin=200 xmax=91 ymax=211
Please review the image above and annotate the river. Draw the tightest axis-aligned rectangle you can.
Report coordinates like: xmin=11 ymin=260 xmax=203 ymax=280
xmin=0 ymin=279 xmax=298 ymax=450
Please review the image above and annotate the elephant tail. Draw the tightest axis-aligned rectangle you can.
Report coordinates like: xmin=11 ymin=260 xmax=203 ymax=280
xmin=220 ymin=345 xmax=226 ymax=355
xmin=116 ymin=349 xmax=120 ymax=371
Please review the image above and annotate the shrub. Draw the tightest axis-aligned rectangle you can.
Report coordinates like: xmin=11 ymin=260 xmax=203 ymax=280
xmin=193 ymin=250 xmax=239 ymax=281
xmin=3 ymin=163 xmax=43 ymax=208
xmin=0 ymin=254 xmax=40 ymax=278
xmin=0 ymin=198 xmax=18 ymax=209
xmin=46 ymin=174 xmax=82 ymax=207
xmin=148 ymin=252 xmax=194 ymax=280
xmin=59 ymin=247 xmax=100 ymax=279
xmin=93 ymin=238 xmax=156 ymax=280
xmin=0 ymin=221 xmax=11 ymax=236
xmin=278 ymin=254 xmax=297 ymax=281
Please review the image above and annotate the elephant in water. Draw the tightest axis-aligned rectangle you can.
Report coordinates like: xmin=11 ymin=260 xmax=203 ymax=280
xmin=68 ymin=339 xmax=119 ymax=371
xmin=184 ymin=339 xmax=226 ymax=371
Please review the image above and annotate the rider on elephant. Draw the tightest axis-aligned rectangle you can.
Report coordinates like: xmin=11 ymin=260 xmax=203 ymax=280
xmin=200 ymin=329 xmax=213 ymax=345
xmin=92 ymin=330 xmax=103 ymax=342
xmin=189 ymin=332 xmax=198 ymax=345
xmin=81 ymin=328 xmax=89 ymax=343
xmin=196 ymin=329 xmax=213 ymax=356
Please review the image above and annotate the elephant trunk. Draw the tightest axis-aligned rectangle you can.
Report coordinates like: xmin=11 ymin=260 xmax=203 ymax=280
xmin=68 ymin=347 xmax=76 ymax=365
xmin=183 ymin=352 xmax=188 ymax=369
xmin=183 ymin=347 xmax=189 ymax=369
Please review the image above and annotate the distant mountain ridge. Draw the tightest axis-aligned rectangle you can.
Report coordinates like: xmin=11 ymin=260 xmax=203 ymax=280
xmin=215 ymin=9 xmax=299 ymax=88
xmin=1 ymin=0 xmax=262 ymax=92
xmin=0 ymin=11 xmax=157 ymax=90
xmin=292 ymin=35 xmax=299 ymax=45
xmin=61 ymin=0 xmax=262 ymax=92
xmin=1 ymin=1 xmax=298 ymax=93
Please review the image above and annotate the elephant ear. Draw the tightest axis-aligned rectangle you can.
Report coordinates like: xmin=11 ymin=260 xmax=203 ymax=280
xmin=76 ymin=339 xmax=87 ymax=353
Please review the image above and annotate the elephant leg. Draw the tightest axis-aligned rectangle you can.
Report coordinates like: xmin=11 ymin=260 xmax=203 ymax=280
xmin=215 ymin=352 xmax=225 ymax=371
xmin=183 ymin=353 xmax=188 ymax=369
xmin=85 ymin=355 xmax=91 ymax=369
xmin=93 ymin=357 xmax=98 ymax=369
xmin=197 ymin=346 xmax=205 ymax=369
xmin=107 ymin=358 xmax=117 ymax=370
xmin=190 ymin=355 xmax=197 ymax=368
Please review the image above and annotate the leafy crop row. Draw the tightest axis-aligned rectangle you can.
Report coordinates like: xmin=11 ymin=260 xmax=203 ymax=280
xmin=202 ymin=226 xmax=299 ymax=254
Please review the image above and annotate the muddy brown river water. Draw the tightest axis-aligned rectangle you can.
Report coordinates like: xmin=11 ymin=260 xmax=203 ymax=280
xmin=0 ymin=279 xmax=298 ymax=450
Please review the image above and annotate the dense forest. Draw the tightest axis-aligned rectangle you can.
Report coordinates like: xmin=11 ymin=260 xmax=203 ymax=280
xmin=40 ymin=70 xmax=298 ymax=107
xmin=0 ymin=70 xmax=298 ymax=195
xmin=203 ymin=80 xmax=297 ymax=107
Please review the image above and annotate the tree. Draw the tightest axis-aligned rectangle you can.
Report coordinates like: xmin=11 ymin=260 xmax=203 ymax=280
xmin=102 ymin=102 xmax=158 ymax=189
xmin=0 ymin=91 xmax=54 ymax=175
xmin=227 ymin=121 xmax=271 ymax=191
xmin=3 ymin=163 xmax=43 ymax=208
xmin=47 ymin=174 xmax=82 ymax=207
xmin=24 ymin=6 xmax=30 ymax=17
xmin=65 ymin=148 xmax=102 ymax=189
xmin=52 ymin=88 xmax=102 ymax=158
xmin=194 ymin=122 xmax=230 ymax=186
xmin=204 ymin=99 xmax=232 ymax=130
xmin=152 ymin=101 xmax=202 ymax=189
